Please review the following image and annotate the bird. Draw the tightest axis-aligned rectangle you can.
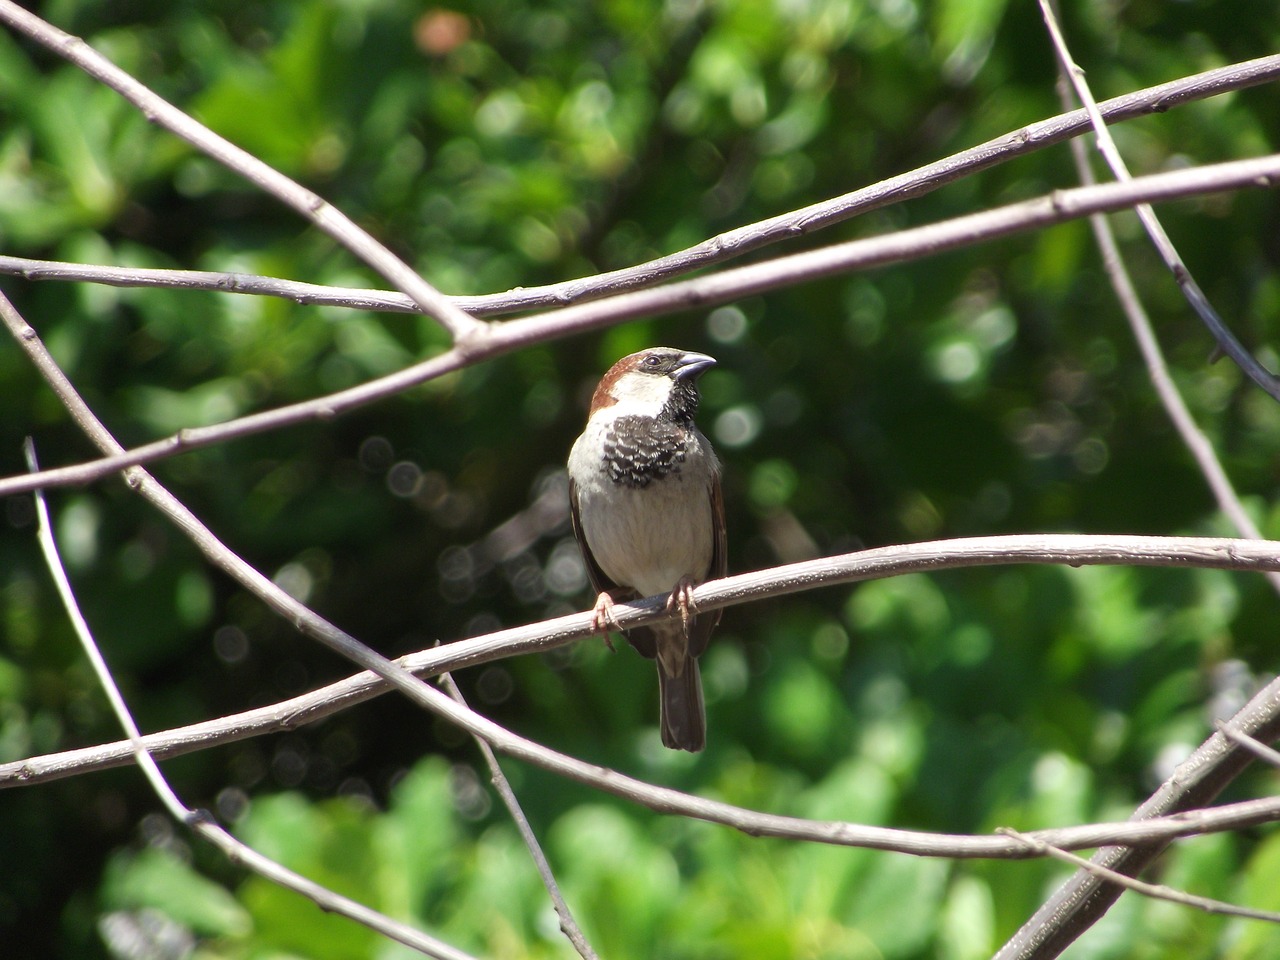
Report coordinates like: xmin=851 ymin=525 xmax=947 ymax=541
xmin=567 ymin=346 xmax=727 ymax=752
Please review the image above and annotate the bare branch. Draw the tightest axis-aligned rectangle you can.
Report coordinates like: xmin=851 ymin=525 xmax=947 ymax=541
xmin=1039 ymin=0 xmax=1280 ymax=400
xmin=0 ymin=257 xmax=441 ymax=314
xmin=3 ymin=57 xmax=1275 ymax=317
xmin=994 ymin=13 xmax=1280 ymax=958
xmin=1000 ymin=828 xmax=1280 ymax=925
xmin=1065 ymin=127 xmax=1280 ymax=589
xmin=3 ymin=530 xmax=1278 ymax=791
xmin=440 ymin=673 xmax=599 ymax=960
xmin=1046 ymin=29 xmax=1280 ymax=599
xmin=0 ymin=2 xmax=484 ymax=345
xmin=25 ymin=441 xmax=475 ymax=960
xmin=995 ymin=672 xmax=1280 ymax=960
xmin=8 ymin=662 xmax=1280 ymax=858
xmin=1218 ymin=722 xmax=1280 ymax=768
xmin=5 ymin=150 xmax=1280 ymax=500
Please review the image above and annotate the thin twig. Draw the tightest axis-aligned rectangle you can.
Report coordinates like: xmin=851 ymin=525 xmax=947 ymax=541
xmin=1218 ymin=722 xmax=1280 ymax=768
xmin=995 ymin=12 xmax=1280 ymax=959
xmin=0 ymin=258 xmax=451 ymax=314
xmin=1 ymin=529 xmax=1278 ymax=794
xmin=2 ymin=55 xmax=1278 ymax=315
xmin=1038 ymin=0 xmax=1280 ymax=401
xmin=10 ymin=700 xmax=1280 ymax=857
xmin=8 ymin=289 xmax=1280 ymax=869
xmin=1064 ymin=123 xmax=1280 ymax=593
xmin=1000 ymin=828 xmax=1280 ymax=925
xmin=24 ymin=440 xmax=476 ymax=960
xmin=5 ymin=150 xmax=1280 ymax=500
xmin=1045 ymin=24 xmax=1280 ymax=600
xmin=440 ymin=673 xmax=599 ymax=960
xmin=3 ymin=57 xmax=1275 ymax=318
xmin=0 ymin=2 xmax=484 ymax=345
xmin=995 ymin=673 xmax=1280 ymax=960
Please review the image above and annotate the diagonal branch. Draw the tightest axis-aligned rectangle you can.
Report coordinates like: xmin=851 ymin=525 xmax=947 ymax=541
xmin=1219 ymin=721 xmax=1280 ymax=768
xmin=7 ymin=636 xmax=1280 ymax=858
xmin=995 ymin=674 xmax=1280 ymax=960
xmin=5 ymin=150 xmax=1280 ymax=500
xmin=1063 ymin=121 xmax=1280 ymax=593
xmin=4 ymin=531 xmax=1280 ymax=792
xmin=25 ymin=440 xmax=477 ymax=960
xmin=2 ymin=55 xmax=1278 ymax=318
xmin=995 ymin=9 xmax=1280 ymax=958
xmin=440 ymin=673 xmax=599 ymax=960
xmin=1038 ymin=0 xmax=1280 ymax=401
xmin=1000 ymin=828 xmax=1280 ymax=925
xmin=0 ymin=2 xmax=484 ymax=345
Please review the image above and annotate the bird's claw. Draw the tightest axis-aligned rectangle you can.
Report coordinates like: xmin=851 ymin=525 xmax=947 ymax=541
xmin=591 ymin=592 xmax=619 ymax=652
xmin=666 ymin=576 xmax=698 ymax=637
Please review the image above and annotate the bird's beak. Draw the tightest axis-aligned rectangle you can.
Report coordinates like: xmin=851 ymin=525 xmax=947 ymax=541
xmin=671 ymin=351 xmax=717 ymax=380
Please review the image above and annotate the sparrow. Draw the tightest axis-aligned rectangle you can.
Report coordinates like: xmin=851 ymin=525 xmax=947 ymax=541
xmin=567 ymin=347 xmax=727 ymax=752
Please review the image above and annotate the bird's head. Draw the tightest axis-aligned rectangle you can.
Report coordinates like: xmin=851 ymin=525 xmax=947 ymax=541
xmin=588 ymin=347 xmax=717 ymax=423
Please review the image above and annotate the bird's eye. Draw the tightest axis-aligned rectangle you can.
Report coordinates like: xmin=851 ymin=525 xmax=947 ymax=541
xmin=643 ymin=355 xmax=661 ymax=367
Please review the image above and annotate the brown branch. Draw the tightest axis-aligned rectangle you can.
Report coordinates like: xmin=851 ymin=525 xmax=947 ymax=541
xmin=5 ymin=530 xmax=1280 ymax=790
xmin=5 ymin=149 xmax=1280 ymax=500
xmin=8 ymin=651 xmax=1280 ymax=857
xmin=0 ymin=2 xmax=483 ymax=345
xmin=26 ymin=441 xmax=475 ymax=960
xmin=993 ymin=9 xmax=1280 ymax=958
xmin=1218 ymin=722 xmax=1280 ymax=768
xmin=440 ymin=674 xmax=599 ymax=960
xmin=995 ymin=676 xmax=1280 ymax=960
xmin=1060 ymin=98 xmax=1280 ymax=593
xmin=1000 ymin=828 xmax=1280 ymax=925
xmin=1038 ymin=0 xmax=1280 ymax=400
xmin=2 ymin=55 xmax=1278 ymax=318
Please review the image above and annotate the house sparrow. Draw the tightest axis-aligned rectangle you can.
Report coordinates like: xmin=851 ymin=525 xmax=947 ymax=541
xmin=568 ymin=347 xmax=727 ymax=752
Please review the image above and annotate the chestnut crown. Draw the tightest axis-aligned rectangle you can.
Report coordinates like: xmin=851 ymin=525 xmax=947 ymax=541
xmin=589 ymin=348 xmax=716 ymax=421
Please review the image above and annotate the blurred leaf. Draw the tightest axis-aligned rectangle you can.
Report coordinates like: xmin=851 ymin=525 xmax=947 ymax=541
xmin=3 ymin=1 xmax=1279 ymax=956
xmin=939 ymin=874 xmax=996 ymax=960
xmin=1228 ymin=832 xmax=1280 ymax=960
xmin=846 ymin=854 xmax=950 ymax=956
xmin=101 ymin=848 xmax=250 ymax=938
xmin=378 ymin=758 xmax=461 ymax=917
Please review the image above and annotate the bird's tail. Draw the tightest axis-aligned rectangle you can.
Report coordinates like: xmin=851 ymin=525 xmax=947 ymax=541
xmin=657 ymin=656 xmax=706 ymax=752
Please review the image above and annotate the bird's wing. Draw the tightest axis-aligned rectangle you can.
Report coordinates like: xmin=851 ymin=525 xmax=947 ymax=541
xmin=568 ymin=476 xmax=618 ymax=597
xmin=688 ymin=473 xmax=727 ymax=659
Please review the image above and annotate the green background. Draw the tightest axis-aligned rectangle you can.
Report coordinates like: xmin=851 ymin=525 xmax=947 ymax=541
xmin=2 ymin=0 xmax=1280 ymax=957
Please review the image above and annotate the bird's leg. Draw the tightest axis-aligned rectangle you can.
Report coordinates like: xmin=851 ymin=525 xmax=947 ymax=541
xmin=666 ymin=576 xmax=699 ymax=638
xmin=590 ymin=591 xmax=620 ymax=652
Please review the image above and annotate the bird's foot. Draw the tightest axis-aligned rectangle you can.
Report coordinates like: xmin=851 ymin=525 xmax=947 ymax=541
xmin=666 ymin=576 xmax=699 ymax=637
xmin=590 ymin=591 xmax=619 ymax=652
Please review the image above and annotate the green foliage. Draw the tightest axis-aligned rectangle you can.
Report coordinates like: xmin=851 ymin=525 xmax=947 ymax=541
xmin=3 ymin=0 xmax=1280 ymax=958
xmin=101 ymin=848 xmax=251 ymax=939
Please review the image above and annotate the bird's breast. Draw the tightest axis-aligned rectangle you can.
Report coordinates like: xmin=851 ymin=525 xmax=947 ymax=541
xmin=599 ymin=415 xmax=691 ymax=488
xmin=569 ymin=417 xmax=718 ymax=597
